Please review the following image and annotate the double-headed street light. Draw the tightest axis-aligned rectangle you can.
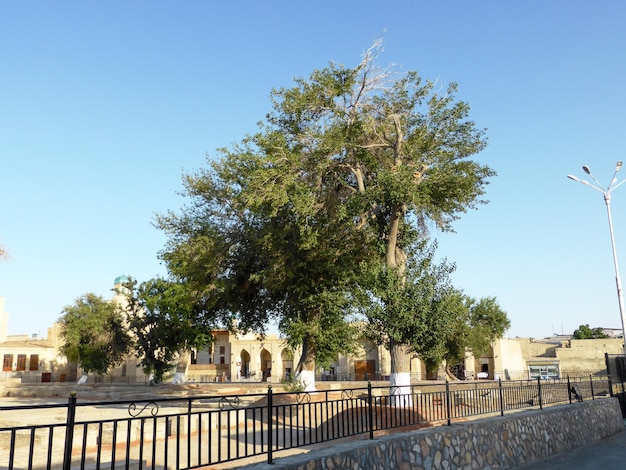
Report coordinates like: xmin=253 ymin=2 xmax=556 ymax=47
xmin=568 ymin=161 xmax=626 ymax=349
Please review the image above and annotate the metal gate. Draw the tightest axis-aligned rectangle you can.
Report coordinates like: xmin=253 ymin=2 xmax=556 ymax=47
xmin=605 ymin=353 xmax=626 ymax=417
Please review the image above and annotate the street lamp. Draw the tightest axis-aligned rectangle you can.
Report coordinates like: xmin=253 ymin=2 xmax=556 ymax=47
xmin=568 ymin=161 xmax=626 ymax=349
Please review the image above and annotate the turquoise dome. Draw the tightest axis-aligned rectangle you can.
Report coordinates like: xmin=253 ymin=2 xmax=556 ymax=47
xmin=114 ymin=275 xmax=130 ymax=286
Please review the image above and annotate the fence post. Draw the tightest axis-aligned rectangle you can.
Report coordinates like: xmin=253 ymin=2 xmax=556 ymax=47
xmin=498 ymin=379 xmax=504 ymax=416
xmin=567 ymin=376 xmax=572 ymax=404
xmin=367 ymin=381 xmax=374 ymax=440
xmin=62 ymin=391 xmax=77 ymax=470
xmin=267 ymin=386 xmax=273 ymax=464
xmin=590 ymin=374 xmax=595 ymax=400
xmin=537 ymin=376 xmax=543 ymax=409
xmin=187 ymin=398 xmax=193 ymax=466
xmin=445 ymin=380 xmax=451 ymax=426
xmin=605 ymin=353 xmax=614 ymax=397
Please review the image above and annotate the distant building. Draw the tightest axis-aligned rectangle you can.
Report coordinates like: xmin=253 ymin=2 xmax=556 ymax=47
xmin=0 ymin=297 xmax=70 ymax=383
xmin=599 ymin=328 xmax=623 ymax=338
xmin=462 ymin=336 xmax=624 ymax=381
xmin=1 ymin=284 xmax=623 ymax=384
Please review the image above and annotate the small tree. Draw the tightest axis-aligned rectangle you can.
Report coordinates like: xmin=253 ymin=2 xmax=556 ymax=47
xmin=573 ymin=324 xmax=610 ymax=339
xmin=124 ymin=278 xmax=214 ymax=384
xmin=443 ymin=296 xmax=510 ymax=377
xmin=59 ymin=293 xmax=132 ymax=376
xmin=464 ymin=297 xmax=510 ymax=356
xmin=361 ymin=241 xmax=510 ymax=385
xmin=361 ymin=241 xmax=462 ymax=398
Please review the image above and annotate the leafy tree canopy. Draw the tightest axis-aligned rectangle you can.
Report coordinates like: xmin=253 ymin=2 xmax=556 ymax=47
xmin=444 ymin=295 xmax=510 ymax=369
xmin=156 ymin=41 xmax=495 ymax=384
xmin=124 ymin=277 xmax=215 ymax=383
xmin=58 ymin=293 xmax=132 ymax=375
xmin=360 ymin=241 xmax=509 ymax=374
xmin=360 ymin=241 xmax=459 ymax=367
xmin=573 ymin=324 xmax=610 ymax=339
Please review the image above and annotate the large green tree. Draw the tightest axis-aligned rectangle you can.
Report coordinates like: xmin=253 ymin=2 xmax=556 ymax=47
xmin=256 ymin=43 xmax=493 ymax=389
xmin=157 ymin=142 xmax=365 ymax=389
xmin=124 ymin=278 xmax=214 ymax=384
xmin=344 ymin=47 xmax=492 ymax=391
xmin=158 ymin=41 xmax=493 ymax=389
xmin=59 ymin=293 xmax=132 ymax=376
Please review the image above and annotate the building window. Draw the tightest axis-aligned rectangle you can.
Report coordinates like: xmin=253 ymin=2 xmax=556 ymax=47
xmin=29 ymin=355 xmax=39 ymax=371
xmin=220 ymin=356 xmax=225 ymax=364
xmin=529 ymin=364 xmax=560 ymax=380
xmin=219 ymin=346 xmax=225 ymax=354
xmin=2 ymin=354 xmax=13 ymax=371
xmin=16 ymin=355 xmax=26 ymax=371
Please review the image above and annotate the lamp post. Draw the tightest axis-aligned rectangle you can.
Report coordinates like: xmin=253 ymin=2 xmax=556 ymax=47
xmin=568 ymin=161 xmax=626 ymax=349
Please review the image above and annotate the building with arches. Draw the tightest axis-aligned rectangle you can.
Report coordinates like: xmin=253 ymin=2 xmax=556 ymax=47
xmin=2 ymin=275 xmax=623 ymax=384
xmin=185 ymin=329 xmax=432 ymax=383
xmin=187 ymin=329 xmax=296 ymax=383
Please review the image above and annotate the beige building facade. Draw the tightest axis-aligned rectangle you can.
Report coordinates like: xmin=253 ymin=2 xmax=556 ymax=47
xmin=2 ymin=283 xmax=623 ymax=384
xmin=188 ymin=330 xmax=294 ymax=382
xmin=464 ymin=337 xmax=624 ymax=381
xmin=0 ymin=297 xmax=70 ymax=383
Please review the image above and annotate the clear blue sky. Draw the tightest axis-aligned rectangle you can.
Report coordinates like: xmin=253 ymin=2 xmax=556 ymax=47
xmin=1 ymin=1 xmax=625 ymax=339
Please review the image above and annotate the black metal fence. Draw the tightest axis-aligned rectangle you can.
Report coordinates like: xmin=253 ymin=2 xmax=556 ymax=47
xmin=0 ymin=375 xmax=609 ymax=470
xmin=605 ymin=353 xmax=626 ymax=417
xmin=2 ymin=368 xmax=612 ymax=385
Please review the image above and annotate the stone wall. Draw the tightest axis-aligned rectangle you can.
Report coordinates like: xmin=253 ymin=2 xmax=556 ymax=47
xmin=246 ymin=398 xmax=624 ymax=470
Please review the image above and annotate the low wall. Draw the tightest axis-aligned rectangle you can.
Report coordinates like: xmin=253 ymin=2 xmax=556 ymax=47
xmin=246 ymin=398 xmax=624 ymax=469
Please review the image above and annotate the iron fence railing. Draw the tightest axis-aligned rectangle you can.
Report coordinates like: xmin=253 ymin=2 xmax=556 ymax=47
xmin=1 ymin=368 xmax=612 ymax=384
xmin=0 ymin=375 xmax=609 ymax=469
xmin=605 ymin=353 xmax=626 ymax=417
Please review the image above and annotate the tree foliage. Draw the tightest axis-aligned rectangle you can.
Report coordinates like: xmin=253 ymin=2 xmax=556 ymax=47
xmin=157 ymin=41 xmax=495 ymax=384
xmin=361 ymin=242 xmax=509 ymax=374
xmin=124 ymin=278 xmax=215 ymax=383
xmin=573 ymin=324 xmax=610 ymax=339
xmin=259 ymin=42 xmax=494 ymax=379
xmin=464 ymin=297 xmax=510 ymax=355
xmin=444 ymin=295 xmax=510 ymax=369
xmin=360 ymin=242 xmax=460 ymax=370
xmin=157 ymin=157 xmax=364 ymax=385
xmin=58 ymin=293 xmax=132 ymax=375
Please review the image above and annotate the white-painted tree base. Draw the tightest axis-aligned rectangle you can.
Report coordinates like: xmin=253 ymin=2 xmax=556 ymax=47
xmin=76 ymin=375 xmax=88 ymax=385
xmin=172 ymin=372 xmax=186 ymax=384
xmin=390 ymin=371 xmax=412 ymax=406
xmin=295 ymin=370 xmax=316 ymax=392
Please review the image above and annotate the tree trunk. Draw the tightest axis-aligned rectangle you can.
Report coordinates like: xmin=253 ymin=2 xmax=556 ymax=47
xmin=172 ymin=350 xmax=190 ymax=384
xmin=386 ymin=204 xmax=412 ymax=404
xmin=295 ymin=334 xmax=317 ymax=391
xmin=386 ymin=205 xmax=403 ymax=269
xmin=389 ymin=340 xmax=412 ymax=406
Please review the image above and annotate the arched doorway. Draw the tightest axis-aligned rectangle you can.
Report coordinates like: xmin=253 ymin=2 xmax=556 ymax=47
xmin=281 ymin=349 xmax=294 ymax=380
xmin=240 ymin=350 xmax=251 ymax=379
xmin=260 ymin=349 xmax=272 ymax=381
